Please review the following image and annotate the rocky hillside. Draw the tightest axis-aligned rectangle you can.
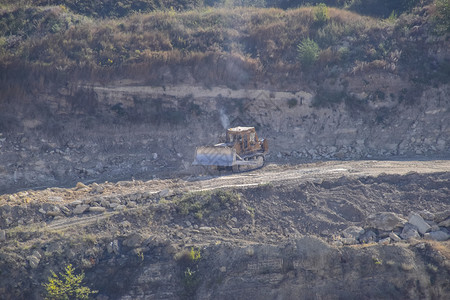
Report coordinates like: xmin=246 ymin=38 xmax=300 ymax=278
xmin=0 ymin=1 xmax=449 ymax=193
xmin=1 ymin=162 xmax=450 ymax=299
xmin=0 ymin=1 xmax=449 ymax=299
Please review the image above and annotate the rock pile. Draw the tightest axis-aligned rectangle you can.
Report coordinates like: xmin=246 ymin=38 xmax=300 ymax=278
xmin=0 ymin=187 xmax=171 ymax=230
xmin=335 ymin=210 xmax=450 ymax=246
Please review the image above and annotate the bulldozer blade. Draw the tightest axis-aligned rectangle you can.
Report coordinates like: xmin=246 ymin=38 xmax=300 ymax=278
xmin=192 ymin=146 xmax=235 ymax=166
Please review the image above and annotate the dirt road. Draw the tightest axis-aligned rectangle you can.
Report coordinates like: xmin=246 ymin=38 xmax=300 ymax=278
xmin=2 ymin=160 xmax=449 ymax=206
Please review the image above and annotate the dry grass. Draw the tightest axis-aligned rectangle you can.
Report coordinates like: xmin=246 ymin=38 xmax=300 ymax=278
xmin=426 ymin=240 xmax=450 ymax=260
xmin=0 ymin=2 xmax=443 ymax=105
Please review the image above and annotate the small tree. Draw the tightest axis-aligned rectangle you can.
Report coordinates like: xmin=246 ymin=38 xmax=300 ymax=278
xmin=43 ymin=264 xmax=97 ymax=300
xmin=297 ymin=38 xmax=320 ymax=68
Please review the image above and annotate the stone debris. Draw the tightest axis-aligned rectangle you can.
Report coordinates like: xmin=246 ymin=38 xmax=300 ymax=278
xmin=400 ymin=223 xmax=421 ymax=240
xmin=424 ymin=231 xmax=450 ymax=241
xmin=359 ymin=230 xmax=377 ymax=243
xmin=408 ymin=213 xmax=431 ymax=235
xmin=89 ymin=206 xmax=106 ymax=213
xmin=75 ymin=182 xmax=88 ymax=190
xmin=123 ymin=233 xmax=143 ymax=248
xmin=45 ymin=206 xmax=62 ymax=217
xmin=379 ymin=237 xmax=391 ymax=245
xmin=230 ymin=228 xmax=240 ymax=234
xmin=367 ymin=212 xmax=406 ymax=231
xmin=342 ymin=226 xmax=365 ymax=240
xmin=159 ymin=188 xmax=171 ymax=198
xmin=389 ymin=232 xmax=402 ymax=242
xmin=73 ymin=204 xmax=90 ymax=214
xmin=337 ymin=210 xmax=450 ymax=245
xmin=27 ymin=250 xmax=42 ymax=269
xmin=438 ymin=218 xmax=450 ymax=228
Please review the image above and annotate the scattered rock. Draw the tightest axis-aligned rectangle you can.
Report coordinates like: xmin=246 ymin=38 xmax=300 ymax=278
xmin=331 ymin=240 xmax=343 ymax=247
xmin=73 ymin=204 xmax=90 ymax=214
xmin=408 ymin=213 xmax=431 ymax=234
xmin=60 ymin=206 xmax=71 ymax=216
xmin=69 ymin=200 xmax=83 ymax=207
xmin=430 ymin=224 xmax=440 ymax=232
xmin=159 ymin=188 xmax=171 ymax=198
xmin=91 ymin=184 xmax=104 ymax=194
xmin=341 ymin=237 xmax=358 ymax=245
xmin=109 ymin=197 xmax=121 ymax=204
xmin=359 ymin=230 xmax=377 ymax=243
xmin=127 ymin=201 xmax=137 ymax=208
xmin=46 ymin=206 xmax=62 ymax=217
xmin=231 ymin=217 xmax=238 ymax=223
xmin=38 ymin=208 xmax=46 ymax=214
xmin=230 ymin=228 xmax=240 ymax=234
xmin=342 ymin=226 xmax=365 ymax=239
xmin=107 ymin=240 xmax=120 ymax=254
xmin=185 ymin=221 xmax=192 ymax=227
xmin=400 ymin=223 xmax=420 ymax=240
xmin=389 ymin=232 xmax=402 ymax=242
xmin=89 ymin=206 xmax=106 ymax=213
xmin=438 ymin=218 xmax=450 ymax=228
xmin=75 ymin=182 xmax=87 ymax=190
xmin=115 ymin=204 xmax=126 ymax=211
xmin=435 ymin=211 xmax=450 ymax=223
xmin=418 ymin=210 xmax=434 ymax=221
xmin=220 ymin=266 xmax=227 ymax=272
xmin=424 ymin=231 xmax=449 ymax=241
xmin=367 ymin=212 xmax=406 ymax=231
xmin=27 ymin=251 xmax=41 ymax=269
xmin=100 ymin=199 xmax=110 ymax=208
xmin=200 ymin=226 xmax=212 ymax=232
xmin=48 ymin=196 xmax=63 ymax=202
xmin=123 ymin=233 xmax=143 ymax=248
xmin=379 ymin=237 xmax=391 ymax=245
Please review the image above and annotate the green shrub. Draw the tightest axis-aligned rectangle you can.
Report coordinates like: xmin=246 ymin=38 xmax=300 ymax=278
xmin=314 ymin=3 xmax=329 ymax=25
xmin=435 ymin=0 xmax=450 ymax=34
xmin=43 ymin=264 xmax=97 ymax=300
xmin=175 ymin=190 xmax=240 ymax=219
xmin=297 ymin=38 xmax=320 ymax=67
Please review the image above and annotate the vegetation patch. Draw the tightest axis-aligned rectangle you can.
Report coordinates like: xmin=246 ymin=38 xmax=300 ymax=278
xmin=43 ymin=264 xmax=97 ymax=300
xmin=174 ymin=190 xmax=241 ymax=222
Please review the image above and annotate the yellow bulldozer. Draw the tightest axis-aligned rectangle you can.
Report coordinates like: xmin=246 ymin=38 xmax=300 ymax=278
xmin=193 ymin=126 xmax=268 ymax=172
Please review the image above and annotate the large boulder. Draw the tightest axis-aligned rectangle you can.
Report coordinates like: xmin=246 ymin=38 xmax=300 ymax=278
xmin=342 ymin=226 xmax=365 ymax=239
xmin=424 ymin=231 xmax=449 ymax=241
xmin=400 ymin=223 xmax=420 ymax=240
xmin=367 ymin=212 xmax=406 ymax=231
xmin=408 ymin=213 xmax=431 ymax=235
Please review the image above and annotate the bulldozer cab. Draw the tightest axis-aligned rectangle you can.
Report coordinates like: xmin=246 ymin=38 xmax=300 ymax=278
xmin=226 ymin=126 xmax=260 ymax=154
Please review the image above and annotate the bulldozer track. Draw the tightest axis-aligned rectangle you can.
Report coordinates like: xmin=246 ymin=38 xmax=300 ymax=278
xmin=47 ymin=211 xmax=116 ymax=231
